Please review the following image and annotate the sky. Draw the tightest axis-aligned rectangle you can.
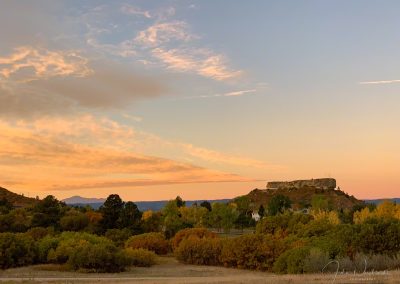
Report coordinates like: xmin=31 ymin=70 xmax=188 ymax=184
xmin=0 ymin=0 xmax=399 ymax=201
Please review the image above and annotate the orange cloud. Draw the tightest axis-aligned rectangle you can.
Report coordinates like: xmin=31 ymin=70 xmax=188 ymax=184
xmin=0 ymin=117 xmax=255 ymax=192
xmin=0 ymin=46 xmax=92 ymax=80
xmin=180 ymin=143 xmax=280 ymax=169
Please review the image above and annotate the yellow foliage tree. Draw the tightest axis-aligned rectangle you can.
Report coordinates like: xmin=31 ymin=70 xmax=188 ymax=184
xmin=353 ymin=207 xmax=372 ymax=224
xmin=375 ymin=201 xmax=397 ymax=219
xmin=311 ymin=210 xmax=340 ymax=225
xmin=353 ymin=201 xmax=400 ymax=224
xmin=141 ymin=210 xmax=153 ymax=221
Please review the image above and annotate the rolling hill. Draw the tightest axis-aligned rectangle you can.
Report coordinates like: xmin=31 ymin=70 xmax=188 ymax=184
xmin=0 ymin=186 xmax=38 ymax=208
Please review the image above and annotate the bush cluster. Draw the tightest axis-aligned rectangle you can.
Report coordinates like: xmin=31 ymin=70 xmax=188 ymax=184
xmin=176 ymin=233 xmax=286 ymax=271
xmin=171 ymin=228 xmax=217 ymax=251
xmin=125 ymin=232 xmax=169 ymax=255
xmin=221 ymin=234 xmax=286 ymax=271
xmin=0 ymin=233 xmax=37 ymax=269
xmin=124 ymin=248 xmax=157 ymax=267
xmin=175 ymin=237 xmax=223 ymax=266
xmin=68 ymin=242 xmax=128 ymax=272
xmin=0 ymin=231 xmax=158 ymax=272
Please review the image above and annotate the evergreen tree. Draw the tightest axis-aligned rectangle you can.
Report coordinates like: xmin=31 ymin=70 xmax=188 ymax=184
xmin=100 ymin=194 xmax=124 ymax=230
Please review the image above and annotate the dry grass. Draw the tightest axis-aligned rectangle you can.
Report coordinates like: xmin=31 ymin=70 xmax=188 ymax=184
xmin=0 ymin=256 xmax=398 ymax=283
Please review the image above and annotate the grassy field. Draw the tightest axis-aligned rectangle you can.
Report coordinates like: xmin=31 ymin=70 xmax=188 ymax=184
xmin=0 ymin=256 xmax=398 ymax=283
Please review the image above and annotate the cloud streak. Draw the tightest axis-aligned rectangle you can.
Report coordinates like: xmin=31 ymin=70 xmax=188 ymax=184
xmin=177 ymin=89 xmax=258 ymax=100
xmin=359 ymin=79 xmax=400 ymax=85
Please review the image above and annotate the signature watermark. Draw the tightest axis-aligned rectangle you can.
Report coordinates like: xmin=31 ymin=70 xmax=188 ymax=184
xmin=322 ymin=259 xmax=390 ymax=283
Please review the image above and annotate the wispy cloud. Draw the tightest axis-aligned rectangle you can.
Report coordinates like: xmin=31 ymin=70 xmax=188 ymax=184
xmin=222 ymin=89 xmax=257 ymax=97
xmin=122 ymin=113 xmax=143 ymax=122
xmin=0 ymin=46 xmax=92 ymax=81
xmin=81 ymin=4 xmax=242 ymax=81
xmin=152 ymin=48 xmax=241 ymax=80
xmin=135 ymin=21 xmax=194 ymax=46
xmin=181 ymin=143 xmax=276 ymax=169
xmin=120 ymin=4 xmax=152 ymax=18
xmin=181 ymin=89 xmax=257 ymax=100
xmin=359 ymin=79 xmax=400 ymax=85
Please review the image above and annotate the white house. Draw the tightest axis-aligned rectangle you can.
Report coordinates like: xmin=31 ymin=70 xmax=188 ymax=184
xmin=251 ymin=211 xmax=260 ymax=221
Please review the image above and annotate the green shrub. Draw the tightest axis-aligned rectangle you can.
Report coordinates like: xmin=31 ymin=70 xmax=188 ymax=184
xmin=303 ymin=248 xmax=332 ymax=273
xmin=67 ymin=242 xmax=128 ymax=272
xmin=105 ymin=228 xmax=132 ymax=247
xmin=256 ymin=214 xmax=291 ymax=235
xmin=353 ymin=220 xmax=400 ymax=256
xmin=26 ymin=227 xmax=53 ymax=241
xmin=256 ymin=214 xmax=313 ymax=236
xmin=60 ymin=211 xmax=89 ymax=231
xmin=37 ymin=235 xmax=59 ymax=263
xmin=125 ymin=232 xmax=169 ymax=255
xmin=124 ymin=248 xmax=157 ymax=267
xmin=0 ymin=233 xmax=37 ymax=269
xmin=172 ymin=228 xmax=217 ymax=251
xmin=296 ymin=219 xmax=336 ymax=238
xmin=175 ymin=237 xmax=223 ymax=266
xmin=46 ymin=232 xmax=113 ymax=264
xmin=220 ymin=234 xmax=286 ymax=271
xmin=273 ymin=246 xmax=311 ymax=274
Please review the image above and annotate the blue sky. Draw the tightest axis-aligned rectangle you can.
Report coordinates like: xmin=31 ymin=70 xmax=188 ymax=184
xmin=0 ymin=1 xmax=399 ymax=200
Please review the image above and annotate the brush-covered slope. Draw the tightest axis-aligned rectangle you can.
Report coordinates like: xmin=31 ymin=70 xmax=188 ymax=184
xmin=0 ymin=187 xmax=38 ymax=207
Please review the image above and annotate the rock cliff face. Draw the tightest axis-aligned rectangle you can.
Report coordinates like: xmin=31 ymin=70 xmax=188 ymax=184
xmin=267 ymin=178 xmax=336 ymax=191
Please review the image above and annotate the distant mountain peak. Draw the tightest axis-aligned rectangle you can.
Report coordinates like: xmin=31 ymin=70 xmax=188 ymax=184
xmin=62 ymin=195 xmax=106 ymax=204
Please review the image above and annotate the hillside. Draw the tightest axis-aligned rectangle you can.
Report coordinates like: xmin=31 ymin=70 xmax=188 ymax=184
xmin=244 ymin=178 xmax=363 ymax=210
xmin=0 ymin=187 xmax=38 ymax=208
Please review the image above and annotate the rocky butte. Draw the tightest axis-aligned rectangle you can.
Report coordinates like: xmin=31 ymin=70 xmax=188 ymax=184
xmin=245 ymin=178 xmax=362 ymax=210
xmin=266 ymin=178 xmax=337 ymax=191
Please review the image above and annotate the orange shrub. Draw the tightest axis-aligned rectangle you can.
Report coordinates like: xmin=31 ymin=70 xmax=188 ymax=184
xmin=175 ymin=237 xmax=223 ymax=266
xmin=220 ymin=234 xmax=286 ymax=271
xmin=172 ymin=228 xmax=217 ymax=251
xmin=125 ymin=232 xmax=169 ymax=255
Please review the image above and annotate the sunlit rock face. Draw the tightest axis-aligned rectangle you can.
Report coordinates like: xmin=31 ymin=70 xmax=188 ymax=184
xmin=266 ymin=178 xmax=336 ymax=191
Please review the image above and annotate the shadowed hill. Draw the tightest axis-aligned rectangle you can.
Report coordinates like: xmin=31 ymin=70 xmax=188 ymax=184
xmin=0 ymin=186 xmax=38 ymax=208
